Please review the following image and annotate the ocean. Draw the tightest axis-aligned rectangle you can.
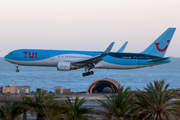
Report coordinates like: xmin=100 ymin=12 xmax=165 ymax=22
xmin=0 ymin=57 xmax=180 ymax=92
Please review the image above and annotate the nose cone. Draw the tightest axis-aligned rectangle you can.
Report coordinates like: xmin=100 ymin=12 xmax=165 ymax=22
xmin=4 ymin=54 xmax=8 ymax=60
xmin=4 ymin=55 xmax=8 ymax=59
xmin=4 ymin=53 xmax=12 ymax=61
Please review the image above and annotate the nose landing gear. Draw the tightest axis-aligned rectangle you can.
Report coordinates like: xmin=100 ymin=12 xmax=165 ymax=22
xmin=15 ymin=64 xmax=19 ymax=73
xmin=16 ymin=69 xmax=19 ymax=72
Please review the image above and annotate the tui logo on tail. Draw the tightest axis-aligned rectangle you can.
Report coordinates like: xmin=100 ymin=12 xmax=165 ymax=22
xmin=154 ymin=40 xmax=170 ymax=52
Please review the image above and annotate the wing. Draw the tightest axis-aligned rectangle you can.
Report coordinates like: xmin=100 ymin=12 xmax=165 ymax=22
xmin=117 ymin=41 xmax=128 ymax=53
xmin=71 ymin=42 xmax=115 ymax=67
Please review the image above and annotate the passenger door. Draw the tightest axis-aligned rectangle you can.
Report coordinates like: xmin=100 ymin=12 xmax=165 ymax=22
xmin=50 ymin=53 xmax=55 ymax=60
xmin=133 ymin=56 xmax=137 ymax=64
xmin=18 ymin=52 xmax=23 ymax=59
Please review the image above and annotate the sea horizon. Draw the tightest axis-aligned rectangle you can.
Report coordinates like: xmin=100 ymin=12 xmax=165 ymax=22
xmin=0 ymin=57 xmax=180 ymax=92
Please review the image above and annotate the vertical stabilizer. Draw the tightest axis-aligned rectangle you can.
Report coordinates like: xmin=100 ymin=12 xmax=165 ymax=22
xmin=141 ymin=28 xmax=176 ymax=57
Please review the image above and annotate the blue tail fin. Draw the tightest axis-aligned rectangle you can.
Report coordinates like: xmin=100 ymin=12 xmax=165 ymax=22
xmin=141 ymin=28 xmax=176 ymax=57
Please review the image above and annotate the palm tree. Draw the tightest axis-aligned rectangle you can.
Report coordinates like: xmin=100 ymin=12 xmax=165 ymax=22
xmin=0 ymin=103 xmax=7 ymax=120
xmin=96 ymin=86 xmax=135 ymax=120
xmin=0 ymin=98 xmax=23 ymax=120
xmin=24 ymin=92 xmax=45 ymax=120
xmin=24 ymin=90 xmax=66 ymax=120
xmin=8 ymin=100 xmax=23 ymax=120
xmin=65 ymin=95 xmax=93 ymax=120
xmin=19 ymin=95 xmax=35 ymax=120
xmin=133 ymin=80 xmax=180 ymax=120
xmin=25 ymin=90 xmax=52 ymax=120
xmin=43 ymin=100 xmax=67 ymax=120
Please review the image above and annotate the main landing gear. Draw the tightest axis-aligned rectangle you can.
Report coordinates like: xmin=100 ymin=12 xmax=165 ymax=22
xmin=15 ymin=64 xmax=19 ymax=73
xmin=82 ymin=66 xmax=94 ymax=77
xmin=82 ymin=71 xmax=94 ymax=77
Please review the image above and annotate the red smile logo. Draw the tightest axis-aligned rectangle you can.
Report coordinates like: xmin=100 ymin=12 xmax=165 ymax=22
xmin=154 ymin=40 xmax=170 ymax=52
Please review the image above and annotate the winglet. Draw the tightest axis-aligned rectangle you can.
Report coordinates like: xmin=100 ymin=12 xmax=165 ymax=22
xmin=101 ymin=42 xmax=115 ymax=56
xmin=117 ymin=41 xmax=128 ymax=53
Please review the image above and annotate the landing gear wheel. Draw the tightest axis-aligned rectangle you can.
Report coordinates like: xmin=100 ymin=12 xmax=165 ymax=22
xmin=16 ymin=69 xmax=19 ymax=72
xmin=87 ymin=72 xmax=91 ymax=76
xmin=90 ymin=71 xmax=94 ymax=75
xmin=82 ymin=73 xmax=86 ymax=77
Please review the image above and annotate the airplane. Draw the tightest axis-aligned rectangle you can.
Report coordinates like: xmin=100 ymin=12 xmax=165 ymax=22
xmin=4 ymin=28 xmax=176 ymax=77
xmin=117 ymin=41 xmax=128 ymax=53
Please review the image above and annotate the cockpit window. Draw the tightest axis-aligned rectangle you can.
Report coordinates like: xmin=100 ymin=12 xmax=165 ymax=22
xmin=9 ymin=53 xmax=13 ymax=55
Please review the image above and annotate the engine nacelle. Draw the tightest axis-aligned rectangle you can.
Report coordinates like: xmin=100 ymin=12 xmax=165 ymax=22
xmin=57 ymin=61 xmax=71 ymax=71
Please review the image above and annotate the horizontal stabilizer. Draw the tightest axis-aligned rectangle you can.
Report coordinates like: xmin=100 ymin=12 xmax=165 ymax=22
xmin=148 ymin=57 xmax=170 ymax=62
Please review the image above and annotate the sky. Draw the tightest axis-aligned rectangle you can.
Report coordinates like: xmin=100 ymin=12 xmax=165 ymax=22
xmin=0 ymin=0 xmax=180 ymax=57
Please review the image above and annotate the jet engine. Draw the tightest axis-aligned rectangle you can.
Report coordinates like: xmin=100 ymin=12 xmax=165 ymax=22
xmin=57 ymin=61 xmax=71 ymax=71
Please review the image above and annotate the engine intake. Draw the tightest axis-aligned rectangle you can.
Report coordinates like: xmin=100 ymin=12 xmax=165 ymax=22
xmin=57 ymin=61 xmax=71 ymax=71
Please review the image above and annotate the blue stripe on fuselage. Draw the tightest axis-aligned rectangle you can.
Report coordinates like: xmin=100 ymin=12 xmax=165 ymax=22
xmin=8 ymin=49 xmax=161 ymax=61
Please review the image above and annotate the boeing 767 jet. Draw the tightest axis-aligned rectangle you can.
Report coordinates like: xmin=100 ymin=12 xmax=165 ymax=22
xmin=4 ymin=28 xmax=176 ymax=77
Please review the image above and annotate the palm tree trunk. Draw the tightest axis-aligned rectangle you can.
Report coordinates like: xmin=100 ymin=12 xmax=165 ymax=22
xmin=2 ymin=115 xmax=7 ymax=120
xmin=23 ymin=111 xmax=27 ymax=120
xmin=37 ymin=114 xmax=44 ymax=120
